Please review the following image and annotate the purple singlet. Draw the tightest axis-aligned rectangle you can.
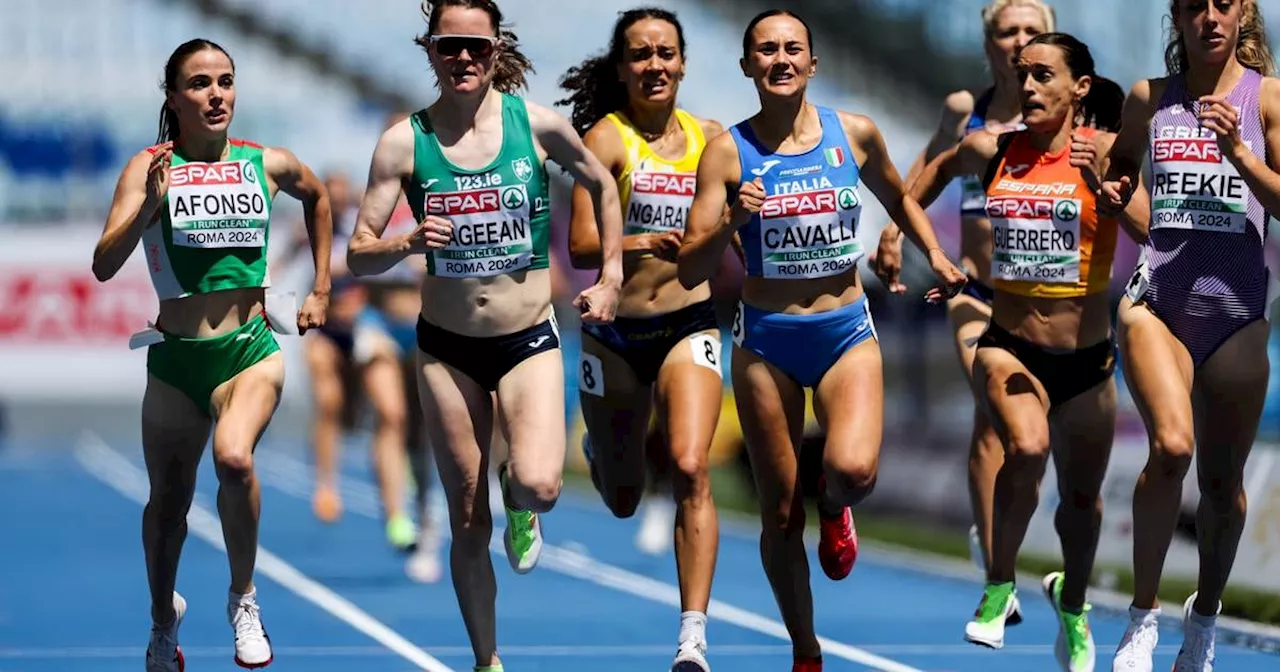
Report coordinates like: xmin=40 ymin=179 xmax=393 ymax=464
xmin=1126 ymin=68 xmax=1275 ymax=365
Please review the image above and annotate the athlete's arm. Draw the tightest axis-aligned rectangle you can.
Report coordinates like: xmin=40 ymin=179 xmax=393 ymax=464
xmin=528 ymin=102 xmax=623 ymax=287
xmin=882 ymin=91 xmax=976 ymax=242
xmin=347 ymin=120 xmax=428 ymax=276
xmin=266 ymin=147 xmax=333 ymax=298
xmin=1099 ymin=79 xmax=1156 ymax=213
xmin=567 ymin=121 xmax=669 ymax=269
xmin=678 ymin=132 xmax=742 ymax=290
xmin=848 ymin=113 xmax=947 ymax=258
xmin=701 ymin=119 xmax=746 ymax=264
xmin=1213 ymin=76 xmax=1280 ymax=218
xmin=93 ymin=147 xmax=166 ymax=282
xmin=906 ymin=129 xmax=998 ymax=216
xmin=1091 ymin=132 xmax=1151 ymax=242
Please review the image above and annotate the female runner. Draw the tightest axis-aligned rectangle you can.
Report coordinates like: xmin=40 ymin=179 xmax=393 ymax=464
xmin=1100 ymin=1 xmax=1279 ymax=668
xmin=346 ymin=2 xmax=623 ymax=670
xmin=678 ymin=10 xmax=965 ymax=671
xmin=558 ymin=8 xmax=727 ymax=670
xmin=92 ymin=38 xmax=333 ymax=671
xmin=907 ymin=31 xmax=1137 ymax=672
xmin=873 ymin=5 xmax=1055 ymax=617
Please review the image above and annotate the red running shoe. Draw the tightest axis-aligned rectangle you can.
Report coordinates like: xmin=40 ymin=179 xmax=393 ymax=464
xmin=793 ymin=655 xmax=823 ymax=672
xmin=816 ymin=475 xmax=858 ymax=580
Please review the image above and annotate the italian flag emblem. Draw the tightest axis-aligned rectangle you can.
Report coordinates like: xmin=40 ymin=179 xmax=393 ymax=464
xmin=825 ymin=147 xmax=844 ymax=168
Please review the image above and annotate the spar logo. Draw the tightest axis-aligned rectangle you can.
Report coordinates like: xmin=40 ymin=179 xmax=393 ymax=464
xmin=170 ymin=161 xmax=248 ymax=187
xmin=633 ymin=172 xmax=696 ymax=196
xmin=1153 ymin=138 xmax=1223 ymax=163
xmin=987 ymin=196 xmax=1059 ymax=219
xmin=426 ymin=187 xmax=525 ymax=215
xmin=761 ymin=188 xmax=858 ymax=219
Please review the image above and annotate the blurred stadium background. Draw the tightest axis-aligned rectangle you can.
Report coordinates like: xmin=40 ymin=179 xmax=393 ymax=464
xmin=4 ymin=0 xmax=1280 ymax=626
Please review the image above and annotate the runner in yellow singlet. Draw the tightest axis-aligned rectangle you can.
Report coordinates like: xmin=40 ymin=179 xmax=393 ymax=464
xmin=557 ymin=8 xmax=733 ymax=670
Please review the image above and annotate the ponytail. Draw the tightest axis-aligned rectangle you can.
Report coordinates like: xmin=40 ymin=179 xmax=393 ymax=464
xmin=1080 ymin=76 xmax=1124 ymax=132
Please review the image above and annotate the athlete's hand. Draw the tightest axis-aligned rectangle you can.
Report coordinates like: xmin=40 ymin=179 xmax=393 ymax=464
xmin=575 ymin=275 xmax=621 ymax=325
xmin=1070 ymin=131 xmax=1103 ymax=194
xmin=296 ymin=290 xmax=329 ymax=335
xmin=923 ymin=248 xmax=967 ymax=304
xmin=142 ymin=144 xmax=172 ymax=225
xmin=647 ymin=230 xmax=683 ymax=262
xmin=870 ymin=227 xmax=906 ymax=294
xmin=1198 ymin=95 xmax=1246 ymax=163
xmin=405 ymin=215 xmax=453 ymax=252
xmin=730 ymin=177 xmax=766 ymax=225
xmin=1098 ymin=175 xmax=1133 ymax=217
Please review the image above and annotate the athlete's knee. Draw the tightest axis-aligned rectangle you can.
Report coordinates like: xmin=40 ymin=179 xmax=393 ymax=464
xmin=1004 ymin=423 xmax=1051 ymax=465
xmin=449 ymin=506 xmax=494 ymax=556
xmin=1148 ymin=428 xmax=1194 ymax=481
xmin=822 ymin=448 xmax=879 ymax=501
xmin=373 ymin=399 xmax=408 ymax=434
xmin=760 ymin=493 xmax=804 ymax=541
xmin=603 ymin=489 xmax=642 ymax=519
xmin=1198 ymin=468 xmax=1248 ymax=516
xmin=507 ymin=462 xmax=562 ymax=513
xmin=669 ymin=444 xmax=711 ymax=502
xmin=212 ymin=440 xmax=255 ymax=485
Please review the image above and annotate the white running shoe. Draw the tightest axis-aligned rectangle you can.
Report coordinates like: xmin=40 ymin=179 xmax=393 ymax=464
xmin=406 ymin=520 xmax=443 ymax=584
xmin=636 ymin=498 xmax=676 ymax=556
xmin=146 ymin=592 xmax=187 ymax=672
xmin=671 ymin=638 xmax=710 ymax=672
xmin=228 ymin=589 xmax=273 ymax=668
xmin=1173 ymin=593 xmax=1218 ymax=672
xmin=1112 ymin=606 xmax=1160 ymax=671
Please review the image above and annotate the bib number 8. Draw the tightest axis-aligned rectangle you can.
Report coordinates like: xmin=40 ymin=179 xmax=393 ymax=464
xmin=688 ymin=334 xmax=723 ymax=378
xmin=578 ymin=351 xmax=604 ymax=397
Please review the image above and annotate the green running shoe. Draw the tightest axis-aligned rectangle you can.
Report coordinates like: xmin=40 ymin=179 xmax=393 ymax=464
xmin=498 ymin=462 xmax=542 ymax=574
xmin=1042 ymin=571 xmax=1095 ymax=672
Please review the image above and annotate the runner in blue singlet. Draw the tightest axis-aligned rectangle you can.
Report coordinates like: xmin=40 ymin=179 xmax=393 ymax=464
xmin=678 ymin=10 xmax=966 ymax=672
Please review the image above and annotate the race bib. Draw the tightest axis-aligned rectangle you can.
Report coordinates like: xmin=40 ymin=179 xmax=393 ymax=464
xmin=167 ymin=160 xmax=269 ymax=249
xmin=578 ymin=351 xmax=604 ymax=397
xmin=1150 ymin=127 xmax=1249 ymax=234
xmin=959 ymin=175 xmax=987 ymax=215
xmin=758 ymin=187 xmax=863 ymax=279
xmin=427 ymin=185 xmax=533 ymax=277
xmin=688 ymin=333 xmax=723 ymax=377
xmin=988 ymin=195 xmax=1081 ymax=284
xmin=1125 ymin=247 xmax=1151 ymax=303
xmin=624 ymin=170 xmax=696 ymax=235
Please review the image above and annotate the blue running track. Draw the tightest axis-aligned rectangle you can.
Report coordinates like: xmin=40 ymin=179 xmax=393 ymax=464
xmin=1 ymin=432 xmax=1276 ymax=672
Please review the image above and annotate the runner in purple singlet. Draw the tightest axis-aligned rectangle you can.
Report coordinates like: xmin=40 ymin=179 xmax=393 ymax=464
xmin=1099 ymin=1 xmax=1279 ymax=669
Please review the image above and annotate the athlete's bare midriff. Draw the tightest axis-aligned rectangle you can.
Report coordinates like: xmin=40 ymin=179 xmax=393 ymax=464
xmin=991 ymin=291 xmax=1112 ymax=352
xmin=618 ymin=255 xmax=711 ymax=318
xmin=741 ymin=266 xmax=863 ymax=315
xmin=419 ymin=268 xmax=552 ymax=337
xmin=156 ymin=286 xmax=265 ymax=338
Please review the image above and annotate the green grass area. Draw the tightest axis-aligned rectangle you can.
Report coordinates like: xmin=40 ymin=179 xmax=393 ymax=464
xmin=564 ymin=465 xmax=1280 ymax=627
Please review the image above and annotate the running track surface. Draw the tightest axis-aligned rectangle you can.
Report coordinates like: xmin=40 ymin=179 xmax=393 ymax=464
xmin=3 ymin=433 xmax=1277 ymax=672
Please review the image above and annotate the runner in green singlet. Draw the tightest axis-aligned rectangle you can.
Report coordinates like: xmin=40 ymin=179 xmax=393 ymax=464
xmin=92 ymin=39 xmax=333 ymax=672
xmin=346 ymin=3 xmax=623 ymax=671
